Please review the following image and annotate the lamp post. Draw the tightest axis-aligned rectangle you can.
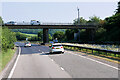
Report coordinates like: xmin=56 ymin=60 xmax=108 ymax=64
xmin=77 ymin=7 xmax=80 ymax=42
xmin=77 ymin=7 xmax=80 ymax=24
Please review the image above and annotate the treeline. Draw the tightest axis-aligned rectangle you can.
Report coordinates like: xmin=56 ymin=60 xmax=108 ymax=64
xmin=0 ymin=17 xmax=17 ymax=51
xmin=15 ymin=31 xmax=52 ymax=41
xmin=2 ymin=27 xmax=17 ymax=51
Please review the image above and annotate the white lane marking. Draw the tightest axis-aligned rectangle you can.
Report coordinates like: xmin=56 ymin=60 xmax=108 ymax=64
xmin=60 ymin=67 xmax=64 ymax=71
xmin=8 ymin=46 xmax=21 ymax=78
xmin=68 ymin=51 xmax=119 ymax=70
xmin=51 ymin=59 xmax=64 ymax=71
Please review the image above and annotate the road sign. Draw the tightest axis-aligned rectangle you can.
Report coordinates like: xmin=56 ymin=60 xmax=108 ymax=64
xmin=26 ymin=38 xmax=28 ymax=41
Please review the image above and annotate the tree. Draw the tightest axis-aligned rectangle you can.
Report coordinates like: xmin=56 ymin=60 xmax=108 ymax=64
xmin=88 ymin=15 xmax=101 ymax=25
xmin=49 ymin=34 xmax=52 ymax=41
xmin=0 ymin=16 xmax=3 ymax=24
xmin=104 ymin=13 xmax=120 ymax=41
xmin=73 ymin=17 xmax=87 ymax=25
xmin=2 ymin=27 xmax=17 ymax=50
xmin=65 ymin=29 xmax=75 ymax=41
xmin=116 ymin=1 xmax=120 ymax=14
xmin=38 ymin=31 xmax=43 ymax=41
xmin=53 ymin=31 xmax=65 ymax=41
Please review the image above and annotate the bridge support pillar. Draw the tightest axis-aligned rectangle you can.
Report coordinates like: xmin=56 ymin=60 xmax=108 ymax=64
xmin=90 ymin=29 xmax=95 ymax=41
xmin=43 ymin=28 xmax=49 ymax=43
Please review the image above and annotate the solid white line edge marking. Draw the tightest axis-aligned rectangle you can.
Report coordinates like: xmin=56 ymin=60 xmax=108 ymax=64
xmin=8 ymin=46 xmax=21 ymax=78
xmin=68 ymin=51 xmax=120 ymax=70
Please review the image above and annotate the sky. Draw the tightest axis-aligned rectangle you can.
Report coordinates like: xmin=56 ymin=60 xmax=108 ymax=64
xmin=1 ymin=0 xmax=119 ymax=23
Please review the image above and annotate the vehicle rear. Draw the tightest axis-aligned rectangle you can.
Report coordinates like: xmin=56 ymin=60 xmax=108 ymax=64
xmin=49 ymin=43 xmax=64 ymax=53
xmin=24 ymin=41 xmax=31 ymax=47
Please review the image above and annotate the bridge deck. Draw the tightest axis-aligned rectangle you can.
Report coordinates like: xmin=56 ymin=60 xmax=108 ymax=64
xmin=3 ymin=25 xmax=96 ymax=29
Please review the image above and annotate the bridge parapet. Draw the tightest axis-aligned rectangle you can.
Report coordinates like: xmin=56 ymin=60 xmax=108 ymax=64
xmin=3 ymin=22 xmax=99 ymax=26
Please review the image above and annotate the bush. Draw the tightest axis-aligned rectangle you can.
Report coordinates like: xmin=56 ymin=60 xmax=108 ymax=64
xmin=2 ymin=27 xmax=17 ymax=51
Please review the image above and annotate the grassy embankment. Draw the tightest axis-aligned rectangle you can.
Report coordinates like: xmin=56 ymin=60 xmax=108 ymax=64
xmin=0 ymin=48 xmax=16 ymax=72
xmin=18 ymin=33 xmax=42 ymax=44
xmin=20 ymin=33 xmax=37 ymax=37
xmin=0 ymin=26 xmax=16 ymax=72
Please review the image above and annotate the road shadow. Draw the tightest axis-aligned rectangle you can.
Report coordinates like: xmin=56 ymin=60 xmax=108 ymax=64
xmin=40 ymin=52 xmax=63 ymax=55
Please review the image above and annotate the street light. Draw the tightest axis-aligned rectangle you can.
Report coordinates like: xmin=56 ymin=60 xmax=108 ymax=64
xmin=77 ymin=7 xmax=80 ymax=24
xmin=77 ymin=7 xmax=80 ymax=42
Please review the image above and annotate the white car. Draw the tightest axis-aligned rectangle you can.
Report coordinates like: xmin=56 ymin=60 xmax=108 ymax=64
xmin=24 ymin=41 xmax=31 ymax=47
xmin=49 ymin=43 xmax=64 ymax=53
xmin=5 ymin=21 xmax=17 ymax=25
xmin=31 ymin=20 xmax=40 ymax=25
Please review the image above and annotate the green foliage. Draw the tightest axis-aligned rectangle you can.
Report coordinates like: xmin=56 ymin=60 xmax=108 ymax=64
xmin=2 ymin=27 xmax=17 ymax=51
xmin=28 ymin=36 xmax=38 ymax=41
xmin=38 ymin=31 xmax=43 ymax=41
xmin=71 ymin=15 xmax=105 ymax=42
xmin=49 ymin=29 xmax=66 ymax=36
xmin=11 ymin=29 xmax=66 ymax=36
xmin=15 ymin=32 xmax=27 ymax=40
xmin=0 ymin=16 xmax=3 ymax=24
xmin=105 ymin=13 xmax=120 ymax=30
xmin=104 ymin=13 xmax=120 ymax=41
xmin=11 ymin=29 xmax=42 ymax=34
xmin=53 ymin=31 xmax=65 ymax=41
xmin=73 ymin=17 xmax=87 ymax=25
xmin=88 ymin=15 xmax=101 ymax=24
xmin=65 ymin=29 xmax=75 ymax=41
xmin=116 ymin=1 xmax=120 ymax=14
xmin=95 ymin=28 xmax=106 ymax=41
xmin=49 ymin=34 xmax=52 ymax=41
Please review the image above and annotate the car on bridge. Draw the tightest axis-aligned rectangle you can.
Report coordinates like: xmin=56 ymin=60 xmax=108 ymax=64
xmin=49 ymin=43 xmax=64 ymax=53
xmin=30 ymin=20 xmax=40 ymax=25
xmin=5 ymin=21 xmax=17 ymax=25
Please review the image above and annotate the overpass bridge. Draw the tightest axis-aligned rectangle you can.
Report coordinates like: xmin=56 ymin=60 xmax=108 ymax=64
xmin=2 ymin=23 xmax=98 ymax=43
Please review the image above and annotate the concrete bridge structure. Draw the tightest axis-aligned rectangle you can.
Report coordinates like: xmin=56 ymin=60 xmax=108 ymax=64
xmin=3 ymin=23 xmax=97 ymax=43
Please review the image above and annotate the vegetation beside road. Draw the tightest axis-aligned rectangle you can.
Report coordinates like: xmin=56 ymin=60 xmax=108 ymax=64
xmin=0 ymin=17 xmax=17 ymax=72
xmin=0 ymin=48 xmax=16 ymax=72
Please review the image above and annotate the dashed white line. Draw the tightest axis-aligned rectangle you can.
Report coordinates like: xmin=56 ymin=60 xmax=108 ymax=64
xmin=8 ymin=46 xmax=21 ymax=78
xmin=69 ymin=51 xmax=119 ymax=70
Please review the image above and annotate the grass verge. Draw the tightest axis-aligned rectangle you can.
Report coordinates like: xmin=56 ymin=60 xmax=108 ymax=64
xmin=20 ymin=33 xmax=37 ymax=37
xmin=0 ymin=48 xmax=16 ymax=72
